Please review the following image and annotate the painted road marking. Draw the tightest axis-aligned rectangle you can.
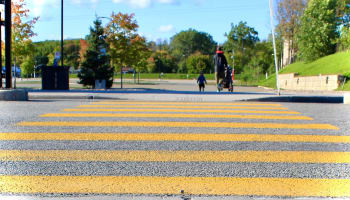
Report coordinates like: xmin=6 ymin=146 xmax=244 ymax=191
xmin=0 ymin=150 xmax=350 ymax=163
xmin=78 ymin=105 xmax=289 ymax=110
xmin=64 ymin=108 xmax=301 ymax=114
xmin=92 ymin=101 xmax=283 ymax=107
xmin=40 ymin=113 xmax=314 ymax=120
xmin=0 ymin=132 xmax=349 ymax=143
xmin=17 ymin=121 xmax=339 ymax=130
xmin=0 ymin=175 xmax=349 ymax=197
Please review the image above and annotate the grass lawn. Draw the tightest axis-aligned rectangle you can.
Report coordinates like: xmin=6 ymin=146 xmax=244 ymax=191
xmin=259 ymin=51 xmax=350 ymax=90
xmin=280 ymin=51 xmax=350 ymax=76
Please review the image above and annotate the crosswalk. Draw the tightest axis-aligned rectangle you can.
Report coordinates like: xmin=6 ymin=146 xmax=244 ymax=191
xmin=0 ymin=100 xmax=349 ymax=198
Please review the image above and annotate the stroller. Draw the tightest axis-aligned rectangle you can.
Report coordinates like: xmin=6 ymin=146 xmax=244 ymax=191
xmin=220 ymin=65 xmax=234 ymax=92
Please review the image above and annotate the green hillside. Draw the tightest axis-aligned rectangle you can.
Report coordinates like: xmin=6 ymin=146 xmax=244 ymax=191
xmin=259 ymin=51 xmax=350 ymax=90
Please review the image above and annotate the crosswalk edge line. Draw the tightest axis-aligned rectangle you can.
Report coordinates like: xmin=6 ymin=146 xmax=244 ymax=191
xmin=0 ymin=175 xmax=349 ymax=197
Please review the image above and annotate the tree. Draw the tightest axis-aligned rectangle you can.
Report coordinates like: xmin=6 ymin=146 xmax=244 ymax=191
xmin=336 ymin=0 xmax=350 ymax=50
xmin=336 ymin=0 xmax=350 ymax=27
xmin=224 ymin=21 xmax=259 ymax=73
xmin=275 ymin=0 xmax=307 ymax=65
xmin=186 ymin=52 xmax=212 ymax=74
xmin=64 ymin=41 xmax=81 ymax=69
xmin=131 ymin=36 xmax=152 ymax=82
xmin=21 ymin=42 xmax=36 ymax=77
xmin=11 ymin=0 xmax=39 ymax=65
xmin=147 ymin=51 xmax=177 ymax=73
xmin=105 ymin=12 xmax=139 ymax=71
xmin=78 ymin=19 xmax=114 ymax=89
xmin=297 ymin=0 xmax=339 ymax=62
xmin=169 ymin=29 xmax=217 ymax=61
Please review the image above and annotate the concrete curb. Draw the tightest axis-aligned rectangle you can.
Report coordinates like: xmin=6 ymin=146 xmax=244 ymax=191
xmin=26 ymin=90 xmax=347 ymax=104
xmin=0 ymin=89 xmax=28 ymax=101
xmin=344 ymin=93 xmax=350 ymax=104
xmin=245 ymin=96 xmax=344 ymax=104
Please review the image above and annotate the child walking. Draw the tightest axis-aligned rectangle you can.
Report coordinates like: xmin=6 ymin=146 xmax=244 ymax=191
xmin=197 ymin=72 xmax=207 ymax=92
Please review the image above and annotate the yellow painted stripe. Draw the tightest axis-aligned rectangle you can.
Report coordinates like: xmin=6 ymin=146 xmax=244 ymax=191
xmin=0 ymin=176 xmax=350 ymax=197
xmin=79 ymin=105 xmax=288 ymax=110
xmin=41 ymin=113 xmax=313 ymax=120
xmin=0 ymin=150 xmax=349 ymax=163
xmin=1 ymin=132 xmax=350 ymax=143
xmin=64 ymin=108 xmax=301 ymax=114
xmin=17 ymin=121 xmax=339 ymax=130
xmin=93 ymin=101 xmax=282 ymax=106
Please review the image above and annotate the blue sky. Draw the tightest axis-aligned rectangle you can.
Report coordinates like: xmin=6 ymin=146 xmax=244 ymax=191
xmin=26 ymin=0 xmax=272 ymax=44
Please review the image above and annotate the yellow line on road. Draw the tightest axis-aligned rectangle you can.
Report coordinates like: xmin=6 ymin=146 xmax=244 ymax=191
xmin=79 ymin=105 xmax=288 ymax=110
xmin=93 ymin=101 xmax=282 ymax=107
xmin=64 ymin=108 xmax=301 ymax=114
xmin=0 ymin=150 xmax=349 ymax=163
xmin=41 ymin=113 xmax=313 ymax=120
xmin=0 ymin=132 xmax=349 ymax=143
xmin=0 ymin=175 xmax=349 ymax=197
xmin=17 ymin=121 xmax=339 ymax=130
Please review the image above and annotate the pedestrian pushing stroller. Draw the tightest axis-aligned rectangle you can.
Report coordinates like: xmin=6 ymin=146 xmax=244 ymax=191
xmin=221 ymin=65 xmax=234 ymax=92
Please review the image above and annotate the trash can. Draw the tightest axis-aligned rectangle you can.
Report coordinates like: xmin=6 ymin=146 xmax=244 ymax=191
xmin=41 ymin=66 xmax=70 ymax=90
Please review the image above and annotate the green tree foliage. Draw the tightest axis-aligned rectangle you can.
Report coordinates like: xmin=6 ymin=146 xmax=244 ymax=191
xmin=338 ymin=26 xmax=350 ymax=51
xmin=33 ymin=40 xmax=81 ymax=69
xmin=169 ymin=29 xmax=217 ymax=61
xmin=33 ymin=40 xmax=59 ymax=66
xmin=186 ymin=53 xmax=212 ymax=74
xmin=336 ymin=0 xmax=350 ymax=50
xmin=105 ymin=12 xmax=139 ymax=70
xmin=21 ymin=55 xmax=35 ymax=77
xmin=336 ymin=0 xmax=350 ymax=27
xmin=132 ymin=37 xmax=152 ymax=74
xmin=78 ymin=19 xmax=114 ymax=89
xmin=275 ymin=0 xmax=307 ymax=65
xmin=252 ymin=40 xmax=275 ymax=74
xmin=147 ymin=51 xmax=177 ymax=73
xmin=297 ymin=0 xmax=339 ymax=62
xmin=11 ymin=0 xmax=38 ymax=65
xmin=64 ymin=41 xmax=81 ymax=69
xmin=224 ymin=21 xmax=259 ymax=73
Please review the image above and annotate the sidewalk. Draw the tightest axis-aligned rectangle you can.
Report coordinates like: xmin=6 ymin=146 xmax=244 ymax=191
xmin=2 ymin=78 xmax=348 ymax=103
xmin=27 ymin=87 xmax=346 ymax=103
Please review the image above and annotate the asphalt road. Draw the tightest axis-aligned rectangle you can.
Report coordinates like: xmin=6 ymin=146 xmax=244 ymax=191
xmin=0 ymin=99 xmax=350 ymax=199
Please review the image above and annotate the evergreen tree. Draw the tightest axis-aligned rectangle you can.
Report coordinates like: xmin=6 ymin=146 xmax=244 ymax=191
xmin=78 ymin=19 xmax=114 ymax=89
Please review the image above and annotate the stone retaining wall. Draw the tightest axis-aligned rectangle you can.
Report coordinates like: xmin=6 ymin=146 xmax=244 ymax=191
xmin=279 ymin=73 xmax=345 ymax=91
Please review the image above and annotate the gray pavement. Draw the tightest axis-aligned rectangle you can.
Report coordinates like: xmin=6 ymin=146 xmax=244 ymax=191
xmin=1 ymin=79 xmax=350 ymax=199
xmin=2 ymin=78 xmax=348 ymax=103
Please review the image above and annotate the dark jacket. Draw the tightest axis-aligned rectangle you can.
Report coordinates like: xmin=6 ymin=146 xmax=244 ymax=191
xmin=197 ymin=75 xmax=207 ymax=85
xmin=214 ymin=51 xmax=227 ymax=73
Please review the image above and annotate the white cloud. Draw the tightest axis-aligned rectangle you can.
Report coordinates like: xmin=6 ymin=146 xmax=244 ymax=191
xmin=27 ymin=0 xmax=99 ymax=18
xmin=157 ymin=0 xmax=179 ymax=4
xmin=159 ymin=24 xmax=174 ymax=33
xmin=112 ymin=0 xmax=180 ymax=8
xmin=71 ymin=0 xmax=82 ymax=4
xmin=29 ymin=0 xmax=59 ymax=17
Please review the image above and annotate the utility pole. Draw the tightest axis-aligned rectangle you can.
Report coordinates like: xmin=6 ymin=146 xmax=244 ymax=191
xmin=5 ymin=0 xmax=11 ymax=88
xmin=269 ymin=0 xmax=280 ymax=95
xmin=0 ymin=10 xmax=3 ymax=88
xmin=61 ymin=0 xmax=64 ymax=67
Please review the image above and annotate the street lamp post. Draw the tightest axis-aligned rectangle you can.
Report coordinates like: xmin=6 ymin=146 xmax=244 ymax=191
xmin=269 ymin=0 xmax=281 ymax=95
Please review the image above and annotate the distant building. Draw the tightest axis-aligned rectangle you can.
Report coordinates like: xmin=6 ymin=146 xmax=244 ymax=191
xmin=282 ymin=39 xmax=296 ymax=67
